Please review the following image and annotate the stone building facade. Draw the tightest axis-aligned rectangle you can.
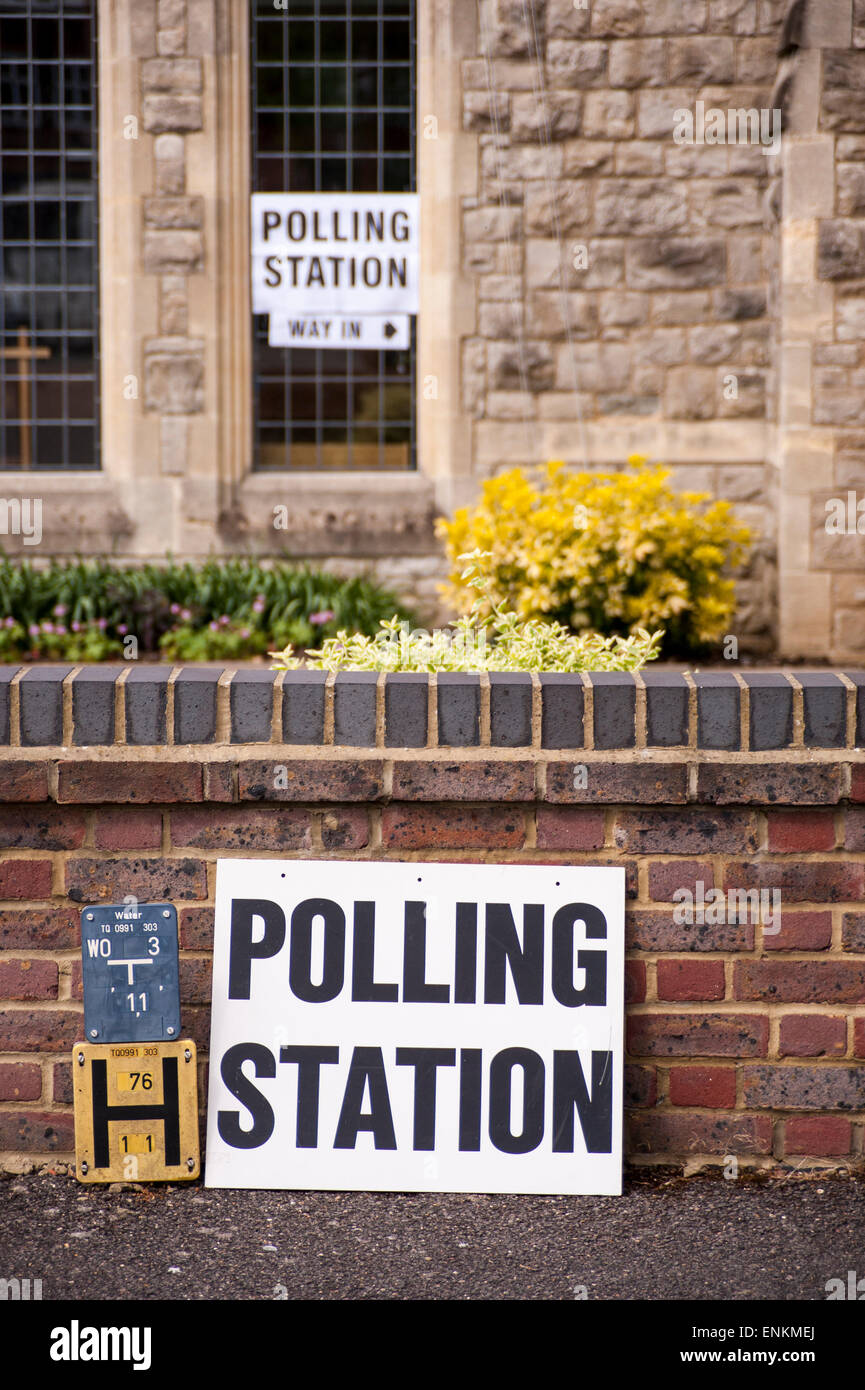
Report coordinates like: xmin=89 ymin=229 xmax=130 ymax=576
xmin=1 ymin=0 xmax=864 ymax=658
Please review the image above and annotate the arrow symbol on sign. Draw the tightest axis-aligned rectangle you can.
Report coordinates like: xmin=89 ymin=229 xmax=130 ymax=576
xmin=384 ymin=322 xmax=397 ymax=339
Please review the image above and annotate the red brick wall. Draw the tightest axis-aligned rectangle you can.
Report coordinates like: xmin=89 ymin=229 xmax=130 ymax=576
xmin=2 ymin=744 xmax=865 ymax=1173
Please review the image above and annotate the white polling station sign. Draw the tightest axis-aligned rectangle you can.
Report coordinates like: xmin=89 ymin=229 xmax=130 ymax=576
xmin=205 ymin=860 xmax=624 ymax=1195
xmin=251 ymin=193 xmax=420 ymax=316
xmin=268 ymin=313 xmax=410 ymax=351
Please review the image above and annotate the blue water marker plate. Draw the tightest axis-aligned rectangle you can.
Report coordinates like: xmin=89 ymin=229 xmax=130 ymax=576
xmin=80 ymin=902 xmax=181 ymax=1043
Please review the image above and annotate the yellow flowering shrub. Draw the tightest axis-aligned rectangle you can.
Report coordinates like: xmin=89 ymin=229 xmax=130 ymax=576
xmin=437 ymin=457 xmax=753 ymax=656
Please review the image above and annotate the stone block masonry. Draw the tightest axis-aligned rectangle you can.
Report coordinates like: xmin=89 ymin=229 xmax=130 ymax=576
xmin=3 ymin=664 xmax=865 ymax=1175
xmin=458 ymin=0 xmax=865 ymax=664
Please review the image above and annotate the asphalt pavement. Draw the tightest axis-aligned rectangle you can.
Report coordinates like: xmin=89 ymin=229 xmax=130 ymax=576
xmin=1 ymin=1167 xmax=863 ymax=1302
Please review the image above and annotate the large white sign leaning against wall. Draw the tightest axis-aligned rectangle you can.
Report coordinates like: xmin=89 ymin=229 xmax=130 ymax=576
xmin=206 ymin=860 xmax=625 ymax=1196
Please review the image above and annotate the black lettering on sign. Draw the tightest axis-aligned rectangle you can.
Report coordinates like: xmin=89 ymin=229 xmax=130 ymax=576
xmin=484 ymin=904 xmax=544 ymax=1005
xmin=489 ymin=1047 xmax=545 ymax=1155
xmin=552 ymin=1050 xmax=612 ymax=1154
xmin=334 ymin=1046 xmax=396 ymax=1150
xmin=403 ymin=903 xmax=449 ymax=1003
xmin=351 ymin=902 xmax=398 ymax=1003
xmin=552 ymin=904 xmax=608 ymax=1008
xmin=228 ymin=899 xmax=285 ymax=1001
xmin=395 ymin=1048 xmax=456 ymax=1151
xmin=279 ymin=1045 xmax=340 ymax=1148
xmin=91 ymin=1057 xmax=180 ymax=1168
xmin=454 ymin=903 xmax=477 ymax=1004
xmin=264 ymin=255 xmax=282 ymax=287
xmin=290 ymin=898 xmax=345 ymax=1003
xmin=458 ymin=1048 xmax=483 ymax=1151
xmin=218 ymin=1043 xmax=275 ymax=1150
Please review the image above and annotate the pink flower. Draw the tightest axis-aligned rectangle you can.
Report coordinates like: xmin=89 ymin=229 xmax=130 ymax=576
xmin=170 ymin=603 xmax=181 ymax=615
xmin=28 ymin=624 xmax=39 ymax=637
xmin=252 ymin=599 xmax=265 ymax=614
xmin=42 ymin=621 xmax=54 ymax=633
xmin=180 ymin=609 xmax=191 ymax=622
xmin=309 ymin=610 xmax=335 ymax=625
xmin=209 ymin=621 xmax=219 ymax=632
xmin=96 ymin=618 xmax=107 ymax=630
xmin=240 ymin=628 xmax=250 ymax=639
xmin=117 ymin=623 xmax=128 ymax=635
xmin=219 ymin=615 xmax=230 ymax=626
xmin=53 ymin=604 xmax=67 ymax=617
xmin=71 ymin=621 xmax=80 ymax=632
xmin=55 ymin=625 xmax=67 ymax=636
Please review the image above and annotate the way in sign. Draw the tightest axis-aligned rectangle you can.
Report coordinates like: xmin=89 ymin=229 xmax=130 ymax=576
xmin=268 ymin=314 xmax=409 ymax=351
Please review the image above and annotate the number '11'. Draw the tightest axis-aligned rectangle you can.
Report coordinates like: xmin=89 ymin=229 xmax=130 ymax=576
xmin=127 ymin=993 xmax=147 ymax=1011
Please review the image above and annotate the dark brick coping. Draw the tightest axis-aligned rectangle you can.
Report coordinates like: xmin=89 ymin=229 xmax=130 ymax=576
xmin=0 ymin=666 xmax=863 ymax=751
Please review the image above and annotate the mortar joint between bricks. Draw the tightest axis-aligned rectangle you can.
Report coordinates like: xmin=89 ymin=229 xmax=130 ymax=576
xmin=634 ymin=671 xmax=647 ymax=750
xmin=56 ymin=959 xmax=72 ymax=1002
xmin=215 ymin=670 xmax=234 ymax=745
xmin=382 ymin=759 xmax=393 ymax=800
xmin=375 ymin=672 xmax=386 ymax=749
xmin=115 ymin=666 xmax=130 ymax=745
xmin=479 ymin=672 xmax=491 ymax=747
xmin=272 ymin=668 xmax=286 ymax=743
xmin=428 ymin=674 xmax=438 ymax=748
xmin=830 ymin=905 xmax=843 ymax=952
xmin=61 ymin=667 xmax=80 ymax=748
xmin=166 ymin=668 xmax=178 ymax=746
xmin=733 ymin=671 xmax=749 ymax=751
xmin=529 ymin=673 xmax=542 ymax=750
xmin=838 ymin=672 xmax=858 ymax=748
xmin=786 ymin=671 xmax=805 ymax=749
xmin=644 ymin=959 xmax=657 ymax=1003
xmin=323 ymin=672 xmax=335 ymax=745
xmin=9 ymin=667 xmax=24 ymax=747
xmin=580 ymin=672 xmax=594 ymax=750
xmin=683 ymin=671 xmax=697 ymax=751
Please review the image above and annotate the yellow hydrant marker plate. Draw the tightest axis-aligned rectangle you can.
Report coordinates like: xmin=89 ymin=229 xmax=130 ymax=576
xmin=73 ymin=1040 xmax=200 ymax=1183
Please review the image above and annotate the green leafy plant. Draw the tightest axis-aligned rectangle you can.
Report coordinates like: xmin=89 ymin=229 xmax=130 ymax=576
xmin=271 ymin=552 xmax=663 ymax=672
xmin=0 ymin=557 xmax=414 ymax=661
